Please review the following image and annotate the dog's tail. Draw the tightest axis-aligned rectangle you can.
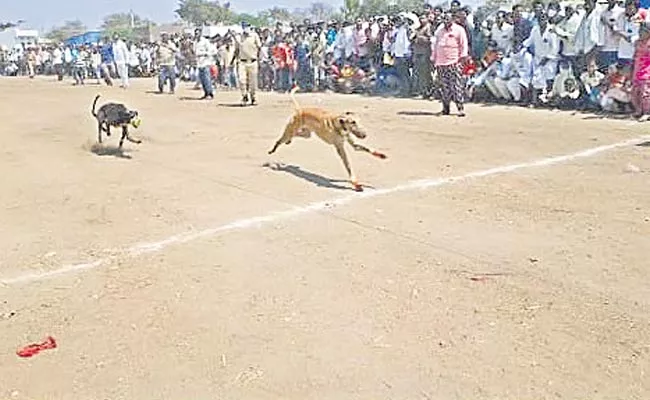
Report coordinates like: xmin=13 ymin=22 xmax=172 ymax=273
xmin=91 ymin=94 xmax=101 ymax=118
xmin=289 ymin=86 xmax=300 ymax=110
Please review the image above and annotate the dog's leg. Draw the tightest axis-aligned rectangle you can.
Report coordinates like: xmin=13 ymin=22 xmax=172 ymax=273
xmin=347 ymin=137 xmax=387 ymax=159
xmin=119 ymin=126 xmax=127 ymax=148
xmin=97 ymin=121 xmax=103 ymax=144
xmin=335 ymin=143 xmax=362 ymax=192
xmin=268 ymin=117 xmax=299 ymax=154
xmin=125 ymin=129 xmax=142 ymax=144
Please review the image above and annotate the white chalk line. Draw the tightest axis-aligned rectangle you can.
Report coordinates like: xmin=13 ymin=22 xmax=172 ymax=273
xmin=2 ymin=135 xmax=648 ymax=287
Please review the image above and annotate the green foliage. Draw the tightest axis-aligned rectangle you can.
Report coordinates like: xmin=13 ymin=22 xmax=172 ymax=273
xmin=237 ymin=13 xmax=268 ymax=27
xmin=101 ymin=13 xmax=154 ymax=42
xmin=343 ymin=0 xmax=361 ymax=18
xmin=45 ymin=20 xmax=86 ymax=42
xmin=175 ymin=0 xmax=234 ymax=25
xmin=343 ymin=0 xmax=427 ymax=19
xmin=306 ymin=2 xmax=337 ymax=22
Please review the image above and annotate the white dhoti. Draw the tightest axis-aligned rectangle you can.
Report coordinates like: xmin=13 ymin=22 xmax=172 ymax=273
xmin=532 ymin=60 xmax=557 ymax=90
xmin=506 ymin=77 xmax=531 ymax=102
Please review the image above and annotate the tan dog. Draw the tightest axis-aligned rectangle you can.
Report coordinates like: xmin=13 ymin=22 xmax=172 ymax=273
xmin=268 ymin=88 xmax=387 ymax=191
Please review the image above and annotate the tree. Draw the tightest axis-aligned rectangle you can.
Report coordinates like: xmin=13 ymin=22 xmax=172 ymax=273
xmin=358 ymin=0 xmax=391 ymax=16
xmin=307 ymin=2 xmax=337 ymax=21
xmin=343 ymin=0 xmax=361 ymax=18
xmin=260 ymin=6 xmax=294 ymax=24
xmin=237 ymin=13 xmax=268 ymax=27
xmin=101 ymin=12 xmax=154 ymax=42
xmin=175 ymin=0 xmax=234 ymax=25
xmin=45 ymin=20 xmax=86 ymax=42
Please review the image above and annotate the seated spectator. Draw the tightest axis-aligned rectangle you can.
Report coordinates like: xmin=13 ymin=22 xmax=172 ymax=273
xmin=600 ymin=63 xmax=633 ymax=112
xmin=469 ymin=48 xmax=513 ymax=102
xmin=544 ymin=59 xmax=581 ymax=108
xmin=506 ymin=46 xmax=535 ymax=103
xmin=580 ymin=59 xmax=606 ymax=110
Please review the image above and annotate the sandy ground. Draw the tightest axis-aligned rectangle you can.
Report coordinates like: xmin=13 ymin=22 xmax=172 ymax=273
xmin=0 ymin=76 xmax=649 ymax=399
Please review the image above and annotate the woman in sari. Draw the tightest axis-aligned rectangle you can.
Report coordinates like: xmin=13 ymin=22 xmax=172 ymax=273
xmin=631 ymin=22 xmax=650 ymax=119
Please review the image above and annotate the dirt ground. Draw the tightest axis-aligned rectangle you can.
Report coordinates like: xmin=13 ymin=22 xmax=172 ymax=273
xmin=0 ymin=76 xmax=648 ymax=399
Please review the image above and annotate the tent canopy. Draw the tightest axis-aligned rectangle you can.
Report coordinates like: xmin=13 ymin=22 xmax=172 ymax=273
xmin=64 ymin=30 xmax=101 ymax=46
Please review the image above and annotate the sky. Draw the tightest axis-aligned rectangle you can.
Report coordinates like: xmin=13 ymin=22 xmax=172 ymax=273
xmin=2 ymin=0 xmax=340 ymax=31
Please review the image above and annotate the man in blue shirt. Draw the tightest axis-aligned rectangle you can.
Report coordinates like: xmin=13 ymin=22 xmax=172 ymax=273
xmin=98 ymin=37 xmax=114 ymax=86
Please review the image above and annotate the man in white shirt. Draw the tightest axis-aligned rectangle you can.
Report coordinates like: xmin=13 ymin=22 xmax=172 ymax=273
xmin=112 ymin=34 xmax=130 ymax=88
xmin=507 ymin=46 xmax=534 ymax=103
xmin=392 ymin=16 xmax=411 ymax=97
xmin=523 ymin=12 xmax=560 ymax=103
xmin=575 ymin=0 xmax=602 ymax=65
xmin=616 ymin=0 xmax=642 ymax=66
xmin=553 ymin=5 xmax=583 ymax=61
xmin=472 ymin=48 xmax=513 ymax=101
xmin=52 ymin=45 xmax=64 ymax=81
xmin=491 ymin=11 xmax=514 ymax=55
xmin=63 ymin=46 xmax=73 ymax=77
xmin=193 ymin=28 xmax=215 ymax=99
xmin=599 ymin=0 xmax=625 ymax=69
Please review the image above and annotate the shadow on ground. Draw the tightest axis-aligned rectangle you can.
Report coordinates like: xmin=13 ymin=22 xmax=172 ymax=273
xmin=397 ymin=110 xmax=440 ymax=117
xmin=87 ymin=143 xmax=133 ymax=159
xmin=263 ymin=162 xmax=363 ymax=191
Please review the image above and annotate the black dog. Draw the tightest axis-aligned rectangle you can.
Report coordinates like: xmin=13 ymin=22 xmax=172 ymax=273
xmin=91 ymin=94 xmax=142 ymax=148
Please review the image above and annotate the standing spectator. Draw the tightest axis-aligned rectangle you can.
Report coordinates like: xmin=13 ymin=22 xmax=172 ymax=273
xmin=273 ymin=35 xmax=293 ymax=92
xmin=432 ymin=11 xmax=469 ymax=116
xmin=52 ymin=45 xmax=64 ymax=81
xmin=194 ymin=28 xmax=215 ymax=100
xmin=575 ymin=0 xmax=602 ymax=68
xmin=90 ymin=47 xmax=102 ymax=84
xmin=295 ymin=33 xmax=312 ymax=90
xmin=553 ymin=5 xmax=583 ymax=74
xmin=524 ymin=12 xmax=560 ymax=104
xmin=233 ymin=21 xmax=262 ymax=105
xmin=310 ymin=27 xmax=326 ymax=89
xmin=99 ymin=38 xmax=114 ymax=86
xmin=491 ymin=11 xmax=514 ymax=55
xmin=631 ymin=22 xmax=650 ymax=118
xmin=156 ymin=33 xmax=178 ymax=94
xmin=392 ymin=16 xmax=412 ymax=97
xmin=617 ymin=0 xmax=645 ymax=67
xmin=412 ymin=14 xmax=433 ymax=98
xmin=25 ymin=47 xmax=36 ymax=78
xmin=600 ymin=0 xmax=625 ymax=69
xmin=512 ymin=4 xmax=533 ymax=51
xmin=72 ymin=46 xmax=87 ymax=85
xmin=112 ymin=34 xmax=130 ymax=88
xmin=141 ymin=44 xmax=152 ymax=75
xmin=354 ymin=18 xmax=369 ymax=67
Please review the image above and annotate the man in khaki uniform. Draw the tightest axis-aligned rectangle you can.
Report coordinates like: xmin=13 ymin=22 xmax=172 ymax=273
xmin=232 ymin=21 xmax=262 ymax=106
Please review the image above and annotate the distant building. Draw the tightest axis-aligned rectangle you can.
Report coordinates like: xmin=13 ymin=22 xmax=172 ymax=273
xmin=0 ymin=28 xmax=39 ymax=48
